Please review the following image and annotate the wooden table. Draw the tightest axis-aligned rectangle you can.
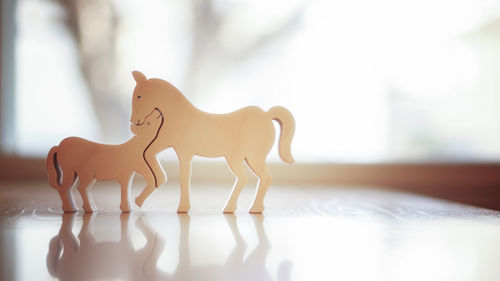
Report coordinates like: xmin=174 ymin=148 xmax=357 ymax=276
xmin=1 ymin=180 xmax=500 ymax=281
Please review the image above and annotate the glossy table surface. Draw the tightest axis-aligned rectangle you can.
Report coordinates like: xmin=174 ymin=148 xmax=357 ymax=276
xmin=1 ymin=180 xmax=500 ymax=281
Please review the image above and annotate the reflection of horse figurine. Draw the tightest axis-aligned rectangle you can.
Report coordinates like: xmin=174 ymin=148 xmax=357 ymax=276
xmin=147 ymin=215 xmax=293 ymax=281
xmin=46 ymin=110 xmax=163 ymax=212
xmin=46 ymin=214 xmax=292 ymax=281
xmin=46 ymin=213 xmax=164 ymax=281
xmin=130 ymin=71 xmax=296 ymax=213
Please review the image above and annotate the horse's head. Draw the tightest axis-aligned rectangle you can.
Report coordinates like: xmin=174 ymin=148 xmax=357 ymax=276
xmin=130 ymin=71 xmax=160 ymax=125
xmin=130 ymin=70 xmax=187 ymax=126
xmin=130 ymin=108 xmax=163 ymax=137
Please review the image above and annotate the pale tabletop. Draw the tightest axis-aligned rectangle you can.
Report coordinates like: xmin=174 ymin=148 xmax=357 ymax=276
xmin=0 ymin=180 xmax=499 ymax=281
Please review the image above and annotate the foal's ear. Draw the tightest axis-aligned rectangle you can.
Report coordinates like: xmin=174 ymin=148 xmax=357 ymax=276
xmin=132 ymin=71 xmax=147 ymax=84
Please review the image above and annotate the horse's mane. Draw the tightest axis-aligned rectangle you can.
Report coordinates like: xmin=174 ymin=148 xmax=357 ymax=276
xmin=149 ymin=79 xmax=185 ymax=98
xmin=147 ymin=78 xmax=195 ymax=112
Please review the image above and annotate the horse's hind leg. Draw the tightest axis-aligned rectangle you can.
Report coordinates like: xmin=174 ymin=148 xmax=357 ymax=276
xmin=59 ymin=169 xmax=78 ymax=213
xmin=223 ymin=157 xmax=248 ymax=213
xmin=77 ymin=176 xmax=96 ymax=213
xmin=246 ymin=156 xmax=272 ymax=214
xmin=177 ymin=154 xmax=193 ymax=213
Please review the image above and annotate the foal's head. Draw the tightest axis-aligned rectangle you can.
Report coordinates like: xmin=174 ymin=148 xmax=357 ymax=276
xmin=130 ymin=108 xmax=163 ymax=138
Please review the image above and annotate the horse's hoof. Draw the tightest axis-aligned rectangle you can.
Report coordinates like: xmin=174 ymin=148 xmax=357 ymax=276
xmin=249 ymin=206 xmax=264 ymax=214
xmin=177 ymin=203 xmax=190 ymax=213
xmin=223 ymin=207 xmax=235 ymax=214
xmin=135 ymin=197 xmax=144 ymax=207
xmin=120 ymin=205 xmax=131 ymax=213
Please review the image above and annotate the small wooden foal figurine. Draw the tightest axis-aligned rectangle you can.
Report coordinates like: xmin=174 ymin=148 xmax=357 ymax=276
xmin=47 ymin=109 xmax=164 ymax=213
xmin=130 ymin=71 xmax=295 ymax=213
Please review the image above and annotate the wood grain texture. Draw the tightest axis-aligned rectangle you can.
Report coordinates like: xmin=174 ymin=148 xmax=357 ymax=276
xmin=1 ymin=182 xmax=500 ymax=281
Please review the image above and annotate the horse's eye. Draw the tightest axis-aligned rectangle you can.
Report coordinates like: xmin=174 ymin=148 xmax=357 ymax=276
xmin=147 ymin=122 xmax=150 ymax=125
xmin=137 ymin=96 xmax=142 ymax=100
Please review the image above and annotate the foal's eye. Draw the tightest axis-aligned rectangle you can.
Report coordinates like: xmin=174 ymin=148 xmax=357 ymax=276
xmin=137 ymin=96 xmax=142 ymax=100
xmin=147 ymin=122 xmax=150 ymax=125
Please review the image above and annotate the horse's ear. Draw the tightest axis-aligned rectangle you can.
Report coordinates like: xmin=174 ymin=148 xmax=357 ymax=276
xmin=132 ymin=71 xmax=147 ymax=84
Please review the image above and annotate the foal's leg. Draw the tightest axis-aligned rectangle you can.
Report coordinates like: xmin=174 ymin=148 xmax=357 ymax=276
xmin=246 ymin=157 xmax=272 ymax=214
xmin=59 ymin=170 xmax=78 ymax=213
xmin=144 ymin=144 xmax=167 ymax=188
xmin=135 ymin=165 xmax=159 ymax=207
xmin=223 ymin=157 xmax=248 ymax=213
xmin=119 ymin=173 xmax=134 ymax=212
xmin=77 ymin=176 xmax=96 ymax=213
xmin=177 ymin=153 xmax=193 ymax=213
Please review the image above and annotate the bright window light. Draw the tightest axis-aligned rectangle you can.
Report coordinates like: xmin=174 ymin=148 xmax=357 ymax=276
xmin=6 ymin=0 xmax=500 ymax=162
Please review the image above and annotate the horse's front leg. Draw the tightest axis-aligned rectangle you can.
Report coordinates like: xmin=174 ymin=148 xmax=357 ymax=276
xmin=177 ymin=153 xmax=193 ymax=213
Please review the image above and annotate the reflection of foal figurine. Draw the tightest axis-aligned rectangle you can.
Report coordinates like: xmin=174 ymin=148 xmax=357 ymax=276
xmin=130 ymin=71 xmax=296 ymax=213
xmin=46 ymin=213 xmax=164 ymax=281
xmin=46 ymin=110 xmax=163 ymax=212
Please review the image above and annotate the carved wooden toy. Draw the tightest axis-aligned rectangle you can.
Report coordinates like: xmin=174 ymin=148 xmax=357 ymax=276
xmin=46 ymin=109 xmax=164 ymax=213
xmin=130 ymin=71 xmax=295 ymax=213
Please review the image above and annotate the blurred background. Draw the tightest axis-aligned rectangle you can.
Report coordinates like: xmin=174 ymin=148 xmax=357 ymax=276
xmin=3 ymin=3 xmax=500 ymax=281
xmin=2 ymin=0 xmax=500 ymax=163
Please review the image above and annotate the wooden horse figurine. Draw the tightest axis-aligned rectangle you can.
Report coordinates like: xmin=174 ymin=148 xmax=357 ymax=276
xmin=130 ymin=71 xmax=295 ymax=213
xmin=46 ymin=109 xmax=164 ymax=213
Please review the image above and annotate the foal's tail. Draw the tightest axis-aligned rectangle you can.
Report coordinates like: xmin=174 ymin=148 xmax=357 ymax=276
xmin=267 ymin=106 xmax=295 ymax=163
xmin=47 ymin=146 xmax=62 ymax=190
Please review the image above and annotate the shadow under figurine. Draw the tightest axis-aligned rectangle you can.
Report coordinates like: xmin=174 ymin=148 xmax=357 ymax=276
xmin=46 ymin=109 xmax=163 ymax=213
xmin=130 ymin=71 xmax=296 ymax=214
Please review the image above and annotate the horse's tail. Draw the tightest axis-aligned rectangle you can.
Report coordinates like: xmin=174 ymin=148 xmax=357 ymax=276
xmin=46 ymin=146 xmax=62 ymax=190
xmin=267 ymin=106 xmax=295 ymax=163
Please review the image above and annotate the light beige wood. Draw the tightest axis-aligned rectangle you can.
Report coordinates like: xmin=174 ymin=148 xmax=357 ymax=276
xmin=130 ymin=71 xmax=295 ymax=213
xmin=46 ymin=109 xmax=164 ymax=213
